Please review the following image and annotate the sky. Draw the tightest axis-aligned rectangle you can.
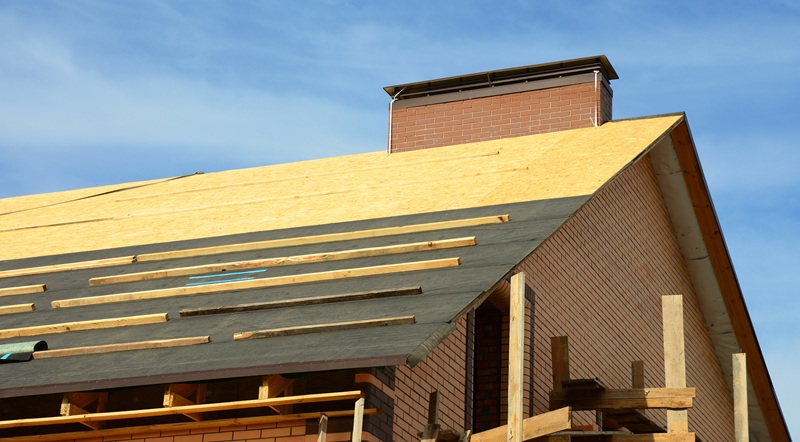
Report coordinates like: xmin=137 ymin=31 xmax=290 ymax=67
xmin=0 ymin=0 xmax=798 ymax=434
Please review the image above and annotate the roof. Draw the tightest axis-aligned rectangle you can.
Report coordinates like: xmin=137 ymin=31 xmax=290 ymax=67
xmin=0 ymin=113 xmax=789 ymax=440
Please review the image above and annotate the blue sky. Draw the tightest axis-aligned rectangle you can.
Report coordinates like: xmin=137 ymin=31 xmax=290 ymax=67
xmin=0 ymin=0 xmax=798 ymax=433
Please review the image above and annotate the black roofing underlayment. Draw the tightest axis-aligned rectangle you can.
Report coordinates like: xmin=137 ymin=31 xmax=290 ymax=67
xmin=0 ymin=196 xmax=589 ymax=398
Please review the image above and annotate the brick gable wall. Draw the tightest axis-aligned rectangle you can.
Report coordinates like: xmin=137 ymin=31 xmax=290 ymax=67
xmin=518 ymin=154 xmax=735 ymax=439
xmin=389 ymin=81 xmax=612 ymax=153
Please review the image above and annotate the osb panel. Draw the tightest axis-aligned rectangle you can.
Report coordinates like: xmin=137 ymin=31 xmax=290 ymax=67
xmin=0 ymin=115 xmax=681 ymax=261
xmin=520 ymin=155 xmax=735 ymax=440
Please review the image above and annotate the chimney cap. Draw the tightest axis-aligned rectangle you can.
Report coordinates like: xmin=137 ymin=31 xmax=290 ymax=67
xmin=384 ymin=55 xmax=618 ymax=101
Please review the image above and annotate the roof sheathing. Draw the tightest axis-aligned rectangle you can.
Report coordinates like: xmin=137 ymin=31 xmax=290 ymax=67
xmin=0 ymin=115 xmax=683 ymax=262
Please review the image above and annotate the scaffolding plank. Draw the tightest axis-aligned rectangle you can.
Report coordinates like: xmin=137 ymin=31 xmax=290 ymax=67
xmin=550 ymin=387 xmax=694 ymax=410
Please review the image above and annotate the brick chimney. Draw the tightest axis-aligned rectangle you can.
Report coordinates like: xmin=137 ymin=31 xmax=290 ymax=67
xmin=384 ymin=55 xmax=617 ymax=153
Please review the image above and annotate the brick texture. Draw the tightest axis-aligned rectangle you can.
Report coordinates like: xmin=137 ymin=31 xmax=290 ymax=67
xmin=518 ymin=155 xmax=735 ymax=439
xmin=390 ymin=81 xmax=612 ymax=153
xmin=393 ymin=315 xmax=470 ymax=441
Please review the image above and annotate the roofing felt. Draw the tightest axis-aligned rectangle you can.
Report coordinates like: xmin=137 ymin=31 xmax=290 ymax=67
xmin=0 ymin=114 xmax=683 ymax=262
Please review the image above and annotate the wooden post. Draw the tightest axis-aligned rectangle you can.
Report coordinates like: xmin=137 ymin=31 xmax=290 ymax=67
xmin=422 ymin=391 xmax=441 ymax=442
xmin=662 ymin=295 xmax=688 ymax=433
xmin=631 ymin=360 xmax=644 ymax=388
xmin=352 ymin=398 xmax=364 ymax=442
xmin=508 ymin=272 xmax=525 ymax=442
xmin=318 ymin=414 xmax=328 ymax=442
xmin=551 ymin=336 xmax=570 ymax=392
xmin=733 ymin=353 xmax=748 ymax=442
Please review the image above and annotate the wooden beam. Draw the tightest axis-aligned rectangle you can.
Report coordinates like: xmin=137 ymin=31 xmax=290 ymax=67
xmin=509 ymin=272 xmax=525 ymax=442
xmin=470 ymin=407 xmax=572 ymax=442
xmin=551 ymin=336 xmax=570 ymax=392
xmin=733 ymin=353 xmax=748 ymax=442
xmin=61 ymin=393 xmax=107 ymax=430
xmin=352 ymin=398 xmax=364 ymax=442
xmin=549 ymin=388 xmax=695 ymax=410
xmin=91 ymin=238 xmax=476 ymax=286
xmin=631 ymin=360 xmax=645 ymax=389
xmin=0 ymin=391 xmax=365 ymax=429
xmin=0 ymin=284 xmax=46 ymax=297
xmin=0 ymin=257 xmax=134 ymax=280
xmin=180 ymin=286 xmax=422 ymax=317
xmin=53 ymin=258 xmax=460 ymax=308
xmin=259 ymin=375 xmax=296 ymax=415
xmin=318 ymin=414 xmax=328 ymax=442
xmin=0 ymin=303 xmax=35 ymax=315
xmin=135 ymin=215 xmax=508 ymax=262
xmin=0 ymin=408 xmax=379 ymax=442
xmin=662 ymin=295 xmax=688 ymax=432
xmin=0 ymin=313 xmax=168 ymax=339
xmin=164 ymin=384 xmax=205 ymax=422
xmin=421 ymin=391 xmax=440 ymax=442
xmin=234 ymin=316 xmax=415 ymax=340
xmin=536 ymin=432 xmax=696 ymax=441
xmin=33 ymin=336 xmax=209 ymax=359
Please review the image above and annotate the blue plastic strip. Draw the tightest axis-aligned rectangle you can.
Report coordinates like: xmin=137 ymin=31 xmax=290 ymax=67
xmin=1 ymin=354 xmax=9 ymax=360
xmin=185 ymin=277 xmax=256 ymax=287
xmin=189 ymin=269 xmax=267 ymax=280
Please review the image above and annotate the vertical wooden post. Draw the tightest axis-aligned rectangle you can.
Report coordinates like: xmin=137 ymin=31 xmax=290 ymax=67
xmin=631 ymin=360 xmax=644 ymax=388
xmin=551 ymin=336 xmax=570 ymax=392
xmin=422 ymin=391 xmax=441 ymax=441
xmin=318 ymin=414 xmax=328 ymax=442
xmin=662 ymin=295 xmax=688 ymax=433
xmin=508 ymin=272 xmax=525 ymax=442
xmin=352 ymin=398 xmax=364 ymax=442
xmin=733 ymin=353 xmax=748 ymax=442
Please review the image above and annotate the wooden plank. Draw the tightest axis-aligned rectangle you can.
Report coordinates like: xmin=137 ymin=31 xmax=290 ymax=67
xmin=508 ymin=272 xmax=525 ymax=442
xmin=0 ymin=284 xmax=46 ymax=297
xmin=0 ymin=408 xmax=379 ymax=442
xmin=632 ymin=360 xmax=644 ymax=388
xmin=135 ymin=215 xmax=508 ymax=262
xmin=0 ymin=303 xmax=35 ymax=315
xmin=91 ymin=237 xmax=476 ymax=286
xmin=180 ymin=286 xmax=422 ymax=317
xmin=551 ymin=336 xmax=570 ymax=391
xmin=54 ymin=258 xmax=459 ymax=308
xmin=318 ymin=414 xmax=328 ymax=442
xmin=0 ymin=391 xmax=364 ymax=429
xmin=549 ymin=388 xmax=695 ymax=410
xmin=0 ymin=257 xmax=134 ymax=280
xmin=0 ymin=313 xmax=168 ymax=340
xmin=733 ymin=353 xmax=748 ymax=442
xmin=352 ymin=397 xmax=364 ymax=442
xmin=421 ymin=391 xmax=441 ymax=442
xmin=234 ymin=315 xmax=415 ymax=340
xmin=662 ymin=295 xmax=688 ymax=432
xmin=538 ymin=432 xmax=695 ymax=441
xmin=470 ymin=407 xmax=571 ymax=442
xmin=33 ymin=336 xmax=208 ymax=359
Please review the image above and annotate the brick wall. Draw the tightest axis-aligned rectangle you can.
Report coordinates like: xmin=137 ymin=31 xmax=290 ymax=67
xmin=518 ymin=154 xmax=735 ymax=439
xmin=390 ymin=81 xmax=612 ymax=153
xmin=393 ymin=315 xmax=470 ymax=441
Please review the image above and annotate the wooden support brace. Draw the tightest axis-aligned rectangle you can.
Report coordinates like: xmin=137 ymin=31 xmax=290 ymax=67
xmin=260 ymin=375 xmax=296 ymax=414
xmin=662 ymin=295 xmax=688 ymax=433
xmin=352 ymin=397 xmax=364 ymax=442
xmin=421 ymin=391 xmax=440 ymax=442
xmin=508 ymin=272 xmax=525 ymax=442
xmin=631 ymin=360 xmax=645 ymax=389
xmin=733 ymin=353 xmax=748 ymax=442
xmin=470 ymin=407 xmax=572 ymax=442
xmin=318 ymin=414 xmax=328 ymax=442
xmin=164 ymin=384 xmax=206 ymax=422
xmin=61 ymin=392 xmax=108 ymax=430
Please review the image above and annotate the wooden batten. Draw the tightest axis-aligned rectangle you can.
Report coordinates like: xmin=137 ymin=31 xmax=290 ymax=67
xmin=0 ymin=258 xmax=134 ymax=280
xmin=33 ymin=336 xmax=210 ymax=359
xmin=0 ymin=313 xmax=168 ymax=339
xmin=234 ymin=316 xmax=416 ymax=340
xmin=53 ymin=258 xmax=459 ymax=308
xmin=91 ymin=237 xmax=475 ymax=286
xmin=0 ymin=284 xmax=46 ymax=297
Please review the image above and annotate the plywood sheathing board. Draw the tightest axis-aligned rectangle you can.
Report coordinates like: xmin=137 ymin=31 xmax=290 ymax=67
xmin=0 ymin=115 xmax=682 ymax=261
